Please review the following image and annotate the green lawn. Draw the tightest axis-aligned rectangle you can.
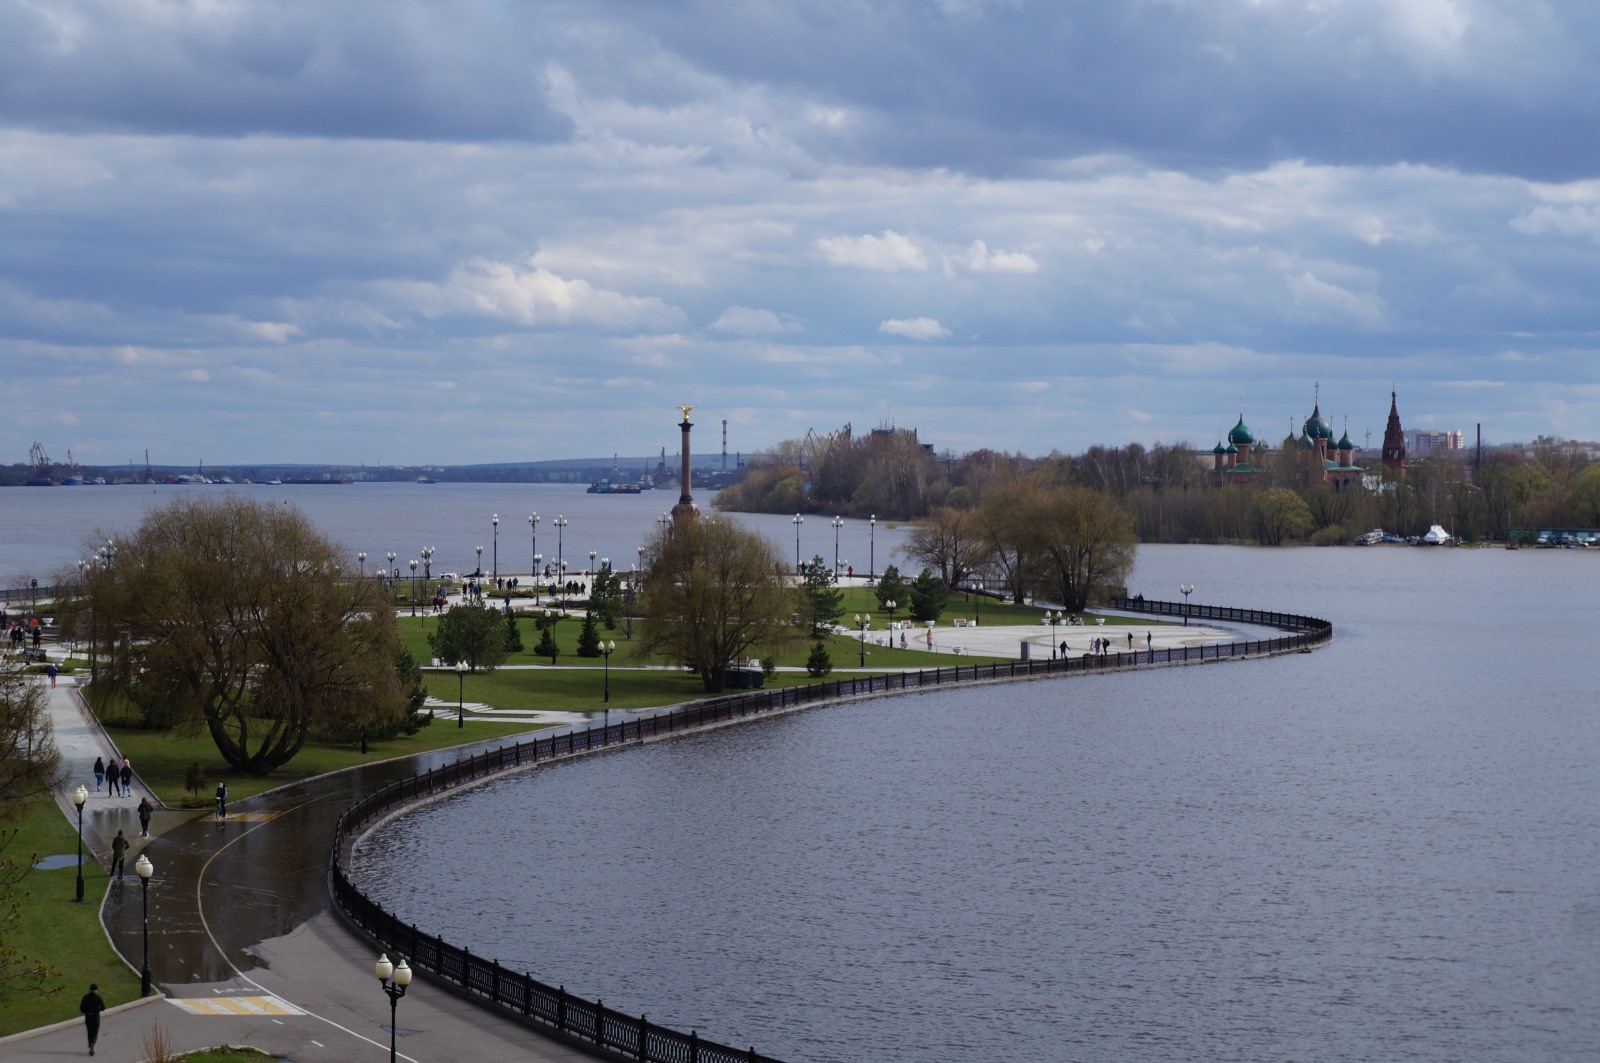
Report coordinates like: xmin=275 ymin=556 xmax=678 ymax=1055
xmin=0 ymin=798 xmax=137 ymax=1037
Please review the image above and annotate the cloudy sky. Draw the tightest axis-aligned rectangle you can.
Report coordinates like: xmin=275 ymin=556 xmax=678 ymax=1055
xmin=4 ymin=0 xmax=1600 ymax=468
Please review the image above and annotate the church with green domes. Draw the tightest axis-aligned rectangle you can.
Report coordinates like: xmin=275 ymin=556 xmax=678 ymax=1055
xmin=1210 ymin=388 xmax=1368 ymax=489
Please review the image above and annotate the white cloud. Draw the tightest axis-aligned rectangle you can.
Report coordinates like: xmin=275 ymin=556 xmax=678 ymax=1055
xmin=1284 ymin=271 xmax=1386 ymax=329
xmin=957 ymin=240 xmax=1039 ymax=274
xmin=384 ymin=260 xmax=688 ymax=332
xmin=709 ymin=306 xmax=793 ymax=335
xmin=816 ymin=230 xmax=928 ymax=272
xmin=879 ymin=317 xmax=950 ymax=341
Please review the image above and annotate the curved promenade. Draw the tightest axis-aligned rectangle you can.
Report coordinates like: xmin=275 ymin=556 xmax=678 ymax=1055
xmin=329 ymin=598 xmax=1331 ymax=1062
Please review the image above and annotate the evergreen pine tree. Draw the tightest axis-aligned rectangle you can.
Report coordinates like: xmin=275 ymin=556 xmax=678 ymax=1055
xmin=876 ymin=564 xmax=909 ymax=612
xmin=503 ymin=610 xmax=524 ymax=653
xmin=802 ymin=553 xmax=845 ymax=635
xmin=576 ymin=609 xmax=603 ymax=657
xmin=805 ymin=640 xmax=833 ymax=677
xmin=534 ymin=617 xmax=560 ymax=664
xmin=908 ymin=567 xmax=949 ymax=622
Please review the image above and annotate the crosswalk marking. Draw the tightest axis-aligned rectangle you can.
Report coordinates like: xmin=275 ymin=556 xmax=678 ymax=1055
xmin=169 ymin=995 xmax=305 ymax=1017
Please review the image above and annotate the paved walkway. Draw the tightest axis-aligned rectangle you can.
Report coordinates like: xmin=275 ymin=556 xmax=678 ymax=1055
xmin=4 ymin=658 xmax=600 ymax=1062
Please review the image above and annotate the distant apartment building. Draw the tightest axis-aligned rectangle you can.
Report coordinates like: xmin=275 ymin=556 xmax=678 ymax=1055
xmin=1407 ymin=429 xmax=1464 ymax=457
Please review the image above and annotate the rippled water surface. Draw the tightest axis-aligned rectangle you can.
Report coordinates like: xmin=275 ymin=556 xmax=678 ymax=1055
xmin=359 ymin=545 xmax=1598 ymax=1061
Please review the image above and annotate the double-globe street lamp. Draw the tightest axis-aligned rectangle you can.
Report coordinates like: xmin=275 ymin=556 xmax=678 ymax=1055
xmin=374 ymin=953 xmax=413 ymax=1063
xmin=135 ymin=853 xmax=154 ymax=996
xmin=1044 ymin=610 xmax=1062 ymax=659
xmin=855 ymin=614 xmax=870 ymax=666
xmin=456 ymin=660 xmax=467 ymax=729
xmin=420 ymin=546 xmax=434 ymax=580
xmin=528 ymin=514 xmax=539 ymax=580
xmin=601 ymin=640 xmax=616 ymax=705
xmin=409 ymin=560 xmax=418 ymax=617
xmin=792 ymin=513 xmax=804 ymax=572
xmin=72 ymin=785 xmax=88 ymax=902
xmin=553 ymin=515 xmax=568 ymax=586
xmin=1179 ymin=583 xmax=1195 ymax=626
xmin=831 ymin=516 xmax=844 ymax=576
xmin=357 ymin=551 xmax=366 ymax=578
xmin=385 ymin=551 xmax=396 ymax=586
xmin=492 ymin=514 xmax=499 ymax=580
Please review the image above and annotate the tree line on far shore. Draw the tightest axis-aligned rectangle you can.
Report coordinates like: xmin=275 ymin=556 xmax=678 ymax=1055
xmin=715 ymin=423 xmax=1600 ymax=545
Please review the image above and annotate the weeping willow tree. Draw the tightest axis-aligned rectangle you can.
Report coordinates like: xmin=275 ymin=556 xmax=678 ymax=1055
xmin=638 ymin=518 xmax=797 ymax=692
xmin=80 ymin=496 xmax=406 ymax=775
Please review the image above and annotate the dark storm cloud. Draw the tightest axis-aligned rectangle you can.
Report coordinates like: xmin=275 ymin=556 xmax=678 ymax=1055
xmin=0 ymin=1 xmax=572 ymax=142
xmin=614 ymin=1 xmax=1600 ymax=180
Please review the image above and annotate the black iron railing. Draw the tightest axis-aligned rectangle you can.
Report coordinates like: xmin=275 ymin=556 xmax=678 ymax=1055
xmin=328 ymin=598 xmax=1330 ymax=1061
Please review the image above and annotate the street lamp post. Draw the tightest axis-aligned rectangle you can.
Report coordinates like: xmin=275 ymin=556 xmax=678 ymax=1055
xmin=528 ymin=514 xmax=539 ymax=579
xmin=792 ymin=514 xmax=804 ymax=572
xmin=385 ymin=552 xmax=396 ymax=585
xmin=358 ymin=552 xmax=366 ymax=578
xmin=1045 ymin=610 xmax=1061 ymax=658
xmin=588 ymin=550 xmax=597 ymax=575
xmin=855 ymin=614 xmax=869 ymax=666
xmin=657 ymin=513 xmax=670 ymax=537
xmin=869 ymin=515 xmax=876 ymax=582
xmin=626 ymin=565 xmax=637 ymax=639
xmin=420 ymin=546 xmax=434 ymax=580
xmin=601 ymin=640 xmax=616 ymax=705
xmin=492 ymin=514 xmax=499 ymax=580
xmin=135 ymin=854 xmax=154 ymax=996
xmin=375 ymin=953 xmax=413 ymax=1063
xmin=474 ymin=545 xmax=483 ymax=578
xmin=974 ymin=580 xmax=983 ymax=625
xmin=831 ymin=516 xmax=844 ymax=577
xmin=533 ymin=555 xmax=543 ymax=603
xmin=885 ymin=598 xmax=897 ymax=632
xmin=72 ymin=785 xmax=87 ymax=902
xmin=1179 ymin=583 xmax=1195 ymax=626
xmin=409 ymin=560 xmax=418 ymax=616
xmin=456 ymin=661 xmax=466 ymax=728
xmin=554 ymin=515 xmax=568 ymax=583
xmin=30 ymin=578 xmax=37 ymax=617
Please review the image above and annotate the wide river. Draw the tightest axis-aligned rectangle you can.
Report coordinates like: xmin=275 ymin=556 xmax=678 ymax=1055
xmin=6 ymin=486 xmax=1596 ymax=1061
xmin=356 ymin=541 xmax=1597 ymax=1063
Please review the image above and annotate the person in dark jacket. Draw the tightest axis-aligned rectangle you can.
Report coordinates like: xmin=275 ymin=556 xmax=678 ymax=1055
xmin=80 ymin=982 xmax=106 ymax=1055
xmin=119 ymin=759 xmax=132 ymax=798
xmin=137 ymin=796 xmax=154 ymax=838
xmin=93 ymin=756 xmax=105 ymax=792
xmin=109 ymin=830 xmax=128 ymax=879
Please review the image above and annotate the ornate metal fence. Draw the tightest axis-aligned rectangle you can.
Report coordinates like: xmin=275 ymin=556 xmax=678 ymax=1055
xmin=328 ymin=597 xmax=1330 ymax=1061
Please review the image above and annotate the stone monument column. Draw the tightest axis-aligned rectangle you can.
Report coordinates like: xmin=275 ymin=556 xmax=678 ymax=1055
xmin=671 ymin=405 xmax=700 ymax=522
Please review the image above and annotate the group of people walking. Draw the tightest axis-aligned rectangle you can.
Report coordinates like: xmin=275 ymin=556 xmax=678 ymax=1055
xmin=93 ymin=754 xmax=134 ymax=798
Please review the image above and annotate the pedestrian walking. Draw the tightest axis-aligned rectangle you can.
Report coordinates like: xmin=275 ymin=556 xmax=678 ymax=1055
xmin=119 ymin=758 xmax=132 ymax=798
xmin=1127 ymin=631 xmax=1134 ymax=650
xmin=109 ymin=830 xmax=128 ymax=879
xmin=215 ymin=781 xmax=228 ymax=819
xmin=1146 ymin=631 xmax=1152 ymax=651
xmin=137 ymin=796 xmax=153 ymax=838
xmin=79 ymin=982 xmax=106 ymax=1055
xmin=93 ymin=756 xmax=105 ymax=792
xmin=46 ymin=662 xmax=57 ymax=687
